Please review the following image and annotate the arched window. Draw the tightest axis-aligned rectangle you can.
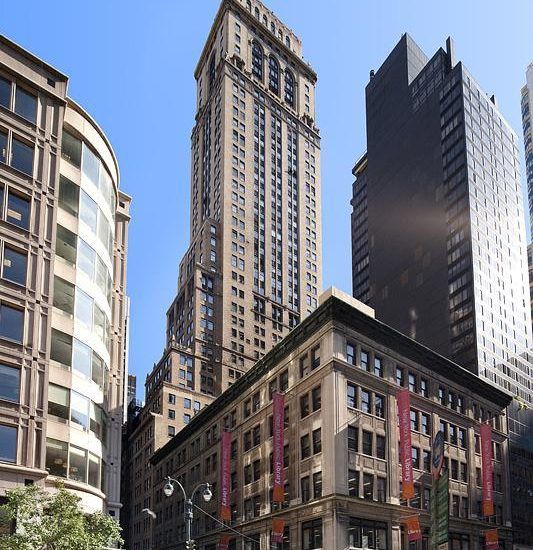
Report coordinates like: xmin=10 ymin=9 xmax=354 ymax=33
xmin=254 ymin=7 xmax=259 ymax=19
xmin=271 ymin=22 xmax=276 ymax=34
xmin=262 ymin=14 xmax=267 ymax=26
xmin=208 ymin=54 xmax=216 ymax=91
xmin=285 ymin=36 xmax=291 ymax=49
xmin=252 ymin=42 xmax=264 ymax=81
xmin=284 ymin=69 xmax=295 ymax=107
xmin=278 ymin=30 xmax=283 ymax=41
xmin=246 ymin=0 xmax=251 ymax=11
xmin=268 ymin=56 xmax=280 ymax=95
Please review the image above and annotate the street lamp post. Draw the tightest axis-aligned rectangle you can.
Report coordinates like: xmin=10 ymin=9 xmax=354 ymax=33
xmin=163 ymin=476 xmax=212 ymax=547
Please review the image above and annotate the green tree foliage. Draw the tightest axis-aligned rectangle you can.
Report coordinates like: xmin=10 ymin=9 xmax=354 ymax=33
xmin=0 ymin=482 xmax=122 ymax=549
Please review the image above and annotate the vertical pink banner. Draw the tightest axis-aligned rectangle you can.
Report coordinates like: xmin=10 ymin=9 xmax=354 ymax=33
xmin=273 ymin=392 xmax=285 ymax=502
xmin=271 ymin=518 xmax=285 ymax=543
xmin=485 ymin=529 xmax=499 ymax=550
xmin=397 ymin=388 xmax=415 ymax=500
xmin=220 ymin=431 xmax=231 ymax=521
xmin=218 ymin=534 xmax=230 ymax=550
xmin=480 ymin=423 xmax=494 ymax=517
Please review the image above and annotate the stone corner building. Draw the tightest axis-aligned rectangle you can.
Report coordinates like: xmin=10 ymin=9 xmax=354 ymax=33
xmin=150 ymin=288 xmax=512 ymax=549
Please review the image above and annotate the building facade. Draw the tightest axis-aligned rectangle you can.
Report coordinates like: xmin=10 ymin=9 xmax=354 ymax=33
xmin=150 ymin=289 xmax=512 ymax=549
xmin=0 ymin=34 xmax=131 ymax=517
xmin=521 ymin=62 xmax=533 ymax=236
xmin=127 ymin=374 xmax=137 ymax=406
xmin=351 ymin=34 xmax=532 ymax=546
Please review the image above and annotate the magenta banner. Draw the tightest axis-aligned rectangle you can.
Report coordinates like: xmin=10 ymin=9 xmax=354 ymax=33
xmin=220 ymin=431 xmax=231 ymax=521
xmin=397 ymin=388 xmax=415 ymax=500
xmin=273 ymin=392 xmax=285 ymax=502
xmin=480 ymin=423 xmax=494 ymax=517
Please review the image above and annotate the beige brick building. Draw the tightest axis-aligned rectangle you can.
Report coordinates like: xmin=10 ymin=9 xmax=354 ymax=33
xmin=149 ymin=289 xmax=512 ymax=549
xmin=0 ymin=34 xmax=131 ymax=518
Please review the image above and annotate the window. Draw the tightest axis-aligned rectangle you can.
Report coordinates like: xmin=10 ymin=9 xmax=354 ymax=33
xmin=70 ymin=392 xmax=89 ymax=429
xmin=421 ymin=413 xmax=430 ymax=435
xmin=347 ymin=383 xmax=356 ymax=408
xmin=313 ymin=471 xmax=322 ymax=498
xmin=361 ymin=390 xmax=370 ymax=413
xmin=396 ymin=366 xmax=404 ymax=386
xmin=423 ymin=450 xmax=431 ymax=472
xmin=252 ymin=391 xmax=260 ymax=412
xmin=46 ymin=438 xmax=67 ymax=477
xmin=362 ymin=430 xmax=372 ymax=455
xmin=0 ymin=425 xmax=17 ymax=463
xmin=268 ymin=56 xmax=280 ymax=94
xmin=348 ymin=469 xmax=359 ymax=496
xmin=302 ymin=519 xmax=322 ymax=550
xmin=377 ymin=477 xmax=386 ymax=502
xmin=311 ymin=386 xmax=321 ymax=411
xmin=0 ymin=130 xmax=6 ymax=163
xmin=14 ymin=87 xmax=37 ymax=123
xmin=408 ymin=373 xmax=417 ymax=392
xmin=58 ymin=175 xmax=79 ymax=217
xmin=82 ymin=144 xmax=100 ymax=187
xmin=11 ymin=137 xmax=33 ymax=175
xmin=56 ymin=225 xmax=77 ymax=264
xmin=300 ymin=434 xmax=310 ymax=459
xmin=6 ymin=192 xmax=30 ymax=229
xmin=376 ymin=435 xmax=386 ymax=459
xmin=48 ymin=384 xmax=69 ymax=420
xmin=51 ymin=329 xmax=72 ymax=366
xmin=184 ymin=414 xmax=191 ymax=424
xmin=284 ymin=70 xmax=295 ymax=107
xmin=75 ymin=288 xmax=93 ymax=329
xmin=411 ymin=447 xmax=420 ymax=469
xmin=77 ymin=239 xmax=95 ymax=279
xmin=375 ymin=394 xmax=385 ymax=418
xmin=348 ymin=425 xmax=358 ymax=451
xmin=301 ymin=475 xmax=310 ymax=502
xmin=0 ymin=364 xmax=20 ymax=401
xmin=0 ymin=303 xmax=24 ymax=342
xmin=168 ymin=426 xmax=175 ymax=436
xmin=374 ymin=356 xmax=383 ymax=377
xmin=363 ymin=473 xmax=374 ymax=500
xmin=420 ymin=377 xmax=428 ymax=397
xmin=0 ymin=76 xmax=10 ymax=108
xmin=168 ymin=409 xmax=175 ymax=420
xmin=300 ymin=394 xmax=309 ymax=418
xmin=410 ymin=410 xmax=419 ymax=431
xmin=61 ymin=130 xmax=82 ymax=167
xmin=346 ymin=343 xmax=355 ymax=365
xmin=72 ymin=338 xmax=91 ymax=378
xmin=69 ymin=445 xmax=87 ymax=483
xmin=79 ymin=190 xmax=98 ymax=233
xmin=361 ymin=349 xmax=369 ymax=371
xmin=2 ymin=246 xmax=27 ymax=285
xmin=312 ymin=428 xmax=321 ymax=454
xmin=251 ymin=42 xmax=263 ymax=81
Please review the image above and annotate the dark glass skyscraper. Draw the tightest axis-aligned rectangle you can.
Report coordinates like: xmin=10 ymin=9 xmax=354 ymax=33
xmin=351 ymin=34 xmax=533 ymax=544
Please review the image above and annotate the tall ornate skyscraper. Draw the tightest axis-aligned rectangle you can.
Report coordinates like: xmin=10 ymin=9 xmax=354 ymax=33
xmin=165 ymin=0 xmax=321 ymax=414
xmin=521 ymin=62 xmax=533 ymax=236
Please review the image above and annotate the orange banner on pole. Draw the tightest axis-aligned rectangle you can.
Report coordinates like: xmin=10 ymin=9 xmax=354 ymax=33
xmin=398 ymin=389 xmax=415 ymax=500
xmin=220 ymin=431 xmax=231 ymax=521
xmin=405 ymin=516 xmax=422 ymax=542
xmin=271 ymin=518 xmax=285 ymax=543
xmin=480 ymin=423 xmax=494 ymax=517
xmin=218 ymin=534 xmax=230 ymax=550
xmin=485 ymin=529 xmax=498 ymax=550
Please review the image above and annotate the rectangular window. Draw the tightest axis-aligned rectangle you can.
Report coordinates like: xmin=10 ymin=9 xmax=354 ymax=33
xmin=347 ymin=383 xmax=356 ymax=408
xmin=311 ymin=386 xmax=321 ymax=411
xmin=348 ymin=426 xmax=358 ymax=451
xmin=74 ymin=288 xmax=93 ymax=329
xmin=361 ymin=389 xmax=370 ymax=413
xmin=0 ymin=303 xmax=24 ymax=342
xmin=301 ymin=475 xmax=310 ymax=502
xmin=69 ymin=445 xmax=87 ymax=483
xmin=6 ymin=192 xmax=30 ymax=229
xmin=375 ymin=394 xmax=385 ymax=418
xmin=0 ymin=364 xmax=20 ymax=401
xmin=0 ymin=424 xmax=17 ymax=463
xmin=313 ymin=471 xmax=322 ymax=498
xmin=82 ymin=144 xmax=100 ymax=187
xmin=300 ymin=394 xmax=309 ymax=418
xmin=0 ymin=76 xmax=10 ymax=108
xmin=396 ymin=366 xmax=404 ymax=386
xmin=48 ymin=383 xmax=69 ymax=420
xmin=346 ymin=343 xmax=355 ymax=365
xmin=411 ymin=447 xmax=420 ymax=469
xmin=300 ymin=434 xmax=310 ymax=459
xmin=79 ymin=190 xmax=98 ymax=233
xmin=61 ymin=130 xmax=82 ymax=167
xmin=2 ymin=246 xmax=27 ymax=285
xmin=70 ymin=391 xmax=89 ymax=429
xmin=77 ymin=239 xmax=96 ymax=279
xmin=58 ymin=175 xmax=79 ymax=217
xmin=377 ymin=477 xmax=386 ymax=502
xmin=374 ymin=356 xmax=383 ymax=377
xmin=410 ymin=410 xmax=419 ymax=431
xmin=45 ymin=437 xmax=67 ymax=476
xmin=72 ymin=338 xmax=91 ymax=378
xmin=376 ymin=435 xmax=386 ymax=459
xmin=302 ymin=519 xmax=322 ymax=550
xmin=421 ymin=413 xmax=430 ymax=435
xmin=312 ymin=428 xmax=321 ymax=454
xmin=348 ymin=469 xmax=359 ymax=496
xmin=362 ymin=430 xmax=372 ymax=455
xmin=14 ymin=87 xmax=37 ymax=123
xmin=423 ymin=450 xmax=431 ymax=472
xmin=361 ymin=349 xmax=369 ymax=371
xmin=363 ymin=473 xmax=373 ymax=500
xmin=10 ymin=137 xmax=33 ymax=175
xmin=0 ymin=130 xmax=7 ymax=163
xmin=50 ymin=329 xmax=72 ymax=366
xmin=56 ymin=225 xmax=77 ymax=264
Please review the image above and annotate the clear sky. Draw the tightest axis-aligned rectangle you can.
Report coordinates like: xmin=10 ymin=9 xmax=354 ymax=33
xmin=2 ymin=0 xmax=532 ymax=397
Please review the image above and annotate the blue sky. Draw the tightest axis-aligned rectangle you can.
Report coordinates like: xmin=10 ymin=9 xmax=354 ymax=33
xmin=2 ymin=0 xmax=532 ymax=397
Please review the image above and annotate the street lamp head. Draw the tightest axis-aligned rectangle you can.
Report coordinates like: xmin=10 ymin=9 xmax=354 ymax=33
xmin=163 ymin=479 xmax=174 ymax=498
xmin=202 ymin=483 xmax=212 ymax=503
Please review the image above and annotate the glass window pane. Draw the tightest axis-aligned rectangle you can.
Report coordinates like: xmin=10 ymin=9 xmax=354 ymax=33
xmin=2 ymin=247 xmax=27 ymax=285
xmin=88 ymin=453 xmax=100 ymax=488
xmin=14 ymin=87 xmax=37 ymax=123
xmin=0 ymin=304 xmax=23 ymax=342
xmin=97 ymin=214 xmax=111 ymax=255
xmin=55 ymin=225 xmax=77 ymax=264
xmin=0 ymin=76 xmax=10 ymax=108
xmin=91 ymin=351 xmax=104 ymax=388
xmin=45 ymin=437 xmax=68 ymax=477
xmin=0 ymin=425 xmax=17 ymax=463
xmin=0 ymin=131 xmax=6 ymax=164
xmin=68 ymin=445 xmax=87 ymax=483
xmin=82 ymin=144 xmax=99 ymax=187
xmin=0 ymin=364 xmax=20 ymax=401
xmin=72 ymin=338 xmax=91 ymax=378
xmin=10 ymin=137 xmax=33 ymax=175
xmin=61 ymin=130 xmax=81 ymax=167
xmin=74 ymin=288 xmax=93 ymax=329
xmin=93 ymin=304 xmax=107 ymax=344
xmin=79 ymin=190 xmax=97 ymax=233
xmin=6 ymin=192 xmax=30 ymax=229
xmin=53 ymin=276 xmax=75 ymax=315
xmin=77 ymin=239 xmax=95 ymax=279
xmin=70 ymin=392 xmax=88 ymax=429
xmin=50 ymin=328 xmax=72 ymax=366
xmin=48 ymin=383 xmax=69 ymax=420
xmin=99 ymin=167 xmax=114 ymax=212
xmin=58 ymin=175 xmax=79 ymax=217
xmin=95 ymin=256 xmax=110 ymax=303
xmin=90 ymin=402 xmax=103 ymax=440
